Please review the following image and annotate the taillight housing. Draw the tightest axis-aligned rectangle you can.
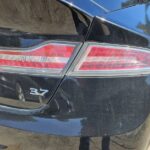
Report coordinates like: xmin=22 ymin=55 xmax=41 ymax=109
xmin=69 ymin=43 xmax=150 ymax=77
xmin=1 ymin=42 xmax=150 ymax=77
xmin=0 ymin=42 xmax=78 ymax=76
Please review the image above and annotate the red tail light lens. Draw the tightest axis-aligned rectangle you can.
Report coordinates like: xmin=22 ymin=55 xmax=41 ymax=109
xmin=72 ymin=44 xmax=150 ymax=76
xmin=0 ymin=42 xmax=76 ymax=76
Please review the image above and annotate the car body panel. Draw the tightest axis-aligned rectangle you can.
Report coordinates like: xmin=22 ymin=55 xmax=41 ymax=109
xmin=0 ymin=118 xmax=150 ymax=150
xmin=0 ymin=2 xmax=149 ymax=150
xmin=104 ymin=2 xmax=150 ymax=40
xmin=0 ymin=0 xmax=90 ymax=109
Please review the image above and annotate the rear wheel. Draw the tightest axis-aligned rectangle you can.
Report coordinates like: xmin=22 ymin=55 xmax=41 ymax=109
xmin=16 ymin=83 xmax=26 ymax=102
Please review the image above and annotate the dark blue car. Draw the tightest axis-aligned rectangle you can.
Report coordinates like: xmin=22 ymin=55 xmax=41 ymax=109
xmin=0 ymin=0 xmax=149 ymax=149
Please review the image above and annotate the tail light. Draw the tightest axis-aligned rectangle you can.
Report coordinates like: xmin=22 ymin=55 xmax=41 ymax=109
xmin=69 ymin=43 xmax=150 ymax=77
xmin=1 ymin=42 xmax=150 ymax=77
xmin=0 ymin=42 xmax=77 ymax=76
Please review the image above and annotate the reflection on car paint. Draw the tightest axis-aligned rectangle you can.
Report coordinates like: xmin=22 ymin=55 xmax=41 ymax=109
xmin=0 ymin=73 xmax=61 ymax=108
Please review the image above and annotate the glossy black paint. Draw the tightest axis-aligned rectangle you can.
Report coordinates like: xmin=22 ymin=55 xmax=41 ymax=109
xmin=0 ymin=0 xmax=91 ymax=109
xmin=48 ymin=76 xmax=150 ymax=136
xmin=62 ymin=0 xmax=150 ymax=43
xmin=0 ymin=118 xmax=150 ymax=149
xmin=104 ymin=2 xmax=150 ymax=40
xmin=0 ymin=1 xmax=149 ymax=149
xmin=0 ymin=32 xmax=84 ymax=48
xmin=87 ymin=17 xmax=149 ymax=48
xmin=0 ymin=76 xmax=149 ymax=137
xmin=41 ymin=0 xmax=150 ymax=137
xmin=0 ymin=73 xmax=61 ymax=108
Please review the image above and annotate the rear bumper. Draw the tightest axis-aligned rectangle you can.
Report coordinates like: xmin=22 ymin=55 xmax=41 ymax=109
xmin=0 ymin=76 xmax=149 ymax=138
xmin=0 ymin=113 xmax=149 ymax=150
